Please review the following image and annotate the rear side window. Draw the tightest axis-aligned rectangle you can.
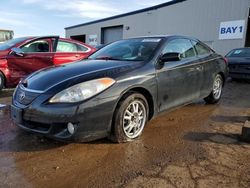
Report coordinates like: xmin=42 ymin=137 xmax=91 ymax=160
xmin=162 ymin=38 xmax=196 ymax=59
xmin=77 ymin=44 xmax=89 ymax=52
xmin=56 ymin=41 xmax=89 ymax=52
xmin=192 ymin=41 xmax=211 ymax=56
xmin=57 ymin=41 xmax=78 ymax=52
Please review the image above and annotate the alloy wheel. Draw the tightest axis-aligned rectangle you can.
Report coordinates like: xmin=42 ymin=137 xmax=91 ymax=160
xmin=213 ymin=75 xmax=222 ymax=100
xmin=122 ymin=100 xmax=147 ymax=139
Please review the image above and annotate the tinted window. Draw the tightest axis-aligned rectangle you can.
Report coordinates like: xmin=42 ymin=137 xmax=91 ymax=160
xmin=0 ymin=37 xmax=29 ymax=50
xmin=21 ymin=40 xmax=49 ymax=53
xmin=77 ymin=44 xmax=89 ymax=52
xmin=226 ymin=48 xmax=250 ymax=57
xmin=162 ymin=39 xmax=196 ymax=59
xmin=193 ymin=41 xmax=211 ymax=56
xmin=57 ymin=41 xmax=78 ymax=52
xmin=89 ymin=38 xmax=162 ymax=61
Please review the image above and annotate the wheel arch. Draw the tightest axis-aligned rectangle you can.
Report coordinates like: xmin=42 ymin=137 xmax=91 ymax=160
xmin=218 ymin=72 xmax=226 ymax=86
xmin=0 ymin=71 xmax=6 ymax=89
xmin=110 ymin=86 xmax=155 ymax=135
xmin=125 ymin=87 xmax=155 ymax=120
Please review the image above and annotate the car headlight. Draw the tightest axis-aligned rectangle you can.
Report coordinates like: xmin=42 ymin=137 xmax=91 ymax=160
xmin=49 ymin=77 xmax=115 ymax=103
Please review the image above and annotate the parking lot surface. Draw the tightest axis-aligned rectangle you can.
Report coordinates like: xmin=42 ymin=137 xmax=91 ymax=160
xmin=0 ymin=81 xmax=249 ymax=188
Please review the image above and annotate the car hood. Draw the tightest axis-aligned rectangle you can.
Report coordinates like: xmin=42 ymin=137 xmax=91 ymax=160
xmin=23 ymin=59 xmax=139 ymax=92
xmin=227 ymin=57 xmax=250 ymax=64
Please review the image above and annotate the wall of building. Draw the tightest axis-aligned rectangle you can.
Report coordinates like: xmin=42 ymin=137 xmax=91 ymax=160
xmin=65 ymin=0 xmax=250 ymax=55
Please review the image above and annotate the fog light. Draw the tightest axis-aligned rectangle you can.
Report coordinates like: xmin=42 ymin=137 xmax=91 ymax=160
xmin=67 ymin=122 xmax=75 ymax=134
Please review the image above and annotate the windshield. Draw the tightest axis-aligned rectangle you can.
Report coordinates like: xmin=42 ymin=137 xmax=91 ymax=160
xmin=89 ymin=38 xmax=162 ymax=61
xmin=226 ymin=48 xmax=250 ymax=58
xmin=0 ymin=37 xmax=30 ymax=51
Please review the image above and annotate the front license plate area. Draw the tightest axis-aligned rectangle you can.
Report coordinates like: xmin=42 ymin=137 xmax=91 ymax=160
xmin=11 ymin=105 xmax=23 ymax=124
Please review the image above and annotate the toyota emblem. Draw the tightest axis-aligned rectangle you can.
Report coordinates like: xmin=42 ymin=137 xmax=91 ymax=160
xmin=19 ymin=91 xmax=26 ymax=101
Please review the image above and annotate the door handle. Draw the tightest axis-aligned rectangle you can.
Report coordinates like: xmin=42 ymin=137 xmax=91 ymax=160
xmin=189 ymin=67 xmax=196 ymax=71
xmin=196 ymin=66 xmax=203 ymax=71
xmin=75 ymin=54 xmax=80 ymax=58
xmin=188 ymin=65 xmax=203 ymax=72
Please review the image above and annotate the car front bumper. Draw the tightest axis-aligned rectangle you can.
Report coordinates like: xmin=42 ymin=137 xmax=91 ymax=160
xmin=11 ymin=91 xmax=119 ymax=142
xmin=228 ymin=64 xmax=250 ymax=80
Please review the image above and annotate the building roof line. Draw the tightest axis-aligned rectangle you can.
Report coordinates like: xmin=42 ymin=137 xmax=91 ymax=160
xmin=0 ymin=29 xmax=14 ymax=32
xmin=65 ymin=0 xmax=187 ymax=30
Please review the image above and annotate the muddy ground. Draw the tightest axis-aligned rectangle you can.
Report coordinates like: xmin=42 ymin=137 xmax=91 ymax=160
xmin=0 ymin=81 xmax=250 ymax=188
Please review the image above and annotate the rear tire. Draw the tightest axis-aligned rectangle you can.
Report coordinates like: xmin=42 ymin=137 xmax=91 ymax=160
xmin=0 ymin=72 xmax=5 ymax=91
xmin=204 ymin=74 xmax=223 ymax=104
xmin=110 ymin=93 xmax=149 ymax=143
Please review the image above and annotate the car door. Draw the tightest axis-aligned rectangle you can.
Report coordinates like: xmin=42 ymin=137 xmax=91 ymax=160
xmin=156 ymin=38 xmax=204 ymax=112
xmin=191 ymin=40 xmax=215 ymax=97
xmin=6 ymin=36 xmax=58 ymax=84
xmin=53 ymin=40 xmax=92 ymax=65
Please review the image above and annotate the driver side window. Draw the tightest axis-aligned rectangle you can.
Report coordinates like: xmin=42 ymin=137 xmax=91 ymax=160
xmin=21 ymin=40 xmax=49 ymax=53
xmin=162 ymin=38 xmax=196 ymax=59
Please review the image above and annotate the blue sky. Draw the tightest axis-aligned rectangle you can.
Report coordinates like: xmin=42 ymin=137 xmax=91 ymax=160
xmin=0 ymin=0 xmax=170 ymax=38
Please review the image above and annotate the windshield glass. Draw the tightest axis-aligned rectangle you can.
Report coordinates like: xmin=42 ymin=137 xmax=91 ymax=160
xmin=0 ymin=37 xmax=29 ymax=50
xmin=89 ymin=38 xmax=162 ymax=61
xmin=226 ymin=48 xmax=250 ymax=57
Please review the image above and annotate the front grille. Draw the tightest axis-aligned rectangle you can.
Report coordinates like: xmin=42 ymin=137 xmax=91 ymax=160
xmin=24 ymin=120 xmax=51 ymax=132
xmin=14 ymin=86 xmax=41 ymax=105
xmin=22 ymin=120 xmax=68 ymax=135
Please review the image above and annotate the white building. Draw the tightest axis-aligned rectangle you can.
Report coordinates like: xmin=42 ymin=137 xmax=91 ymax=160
xmin=65 ymin=0 xmax=250 ymax=55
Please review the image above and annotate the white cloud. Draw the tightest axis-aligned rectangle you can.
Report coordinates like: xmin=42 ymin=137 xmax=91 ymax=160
xmin=21 ymin=0 xmax=172 ymax=19
xmin=9 ymin=0 xmax=173 ymax=37
xmin=22 ymin=0 xmax=121 ymax=19
xmin=0 ymin=10 xmax=40 ymax=35
xmin=0 ymin=11 xmax=30 ymax=27
xmin=0 ymin=17 xmax=26 ymax=26
xmin=22 ymin=0 xmax=43 ymax=3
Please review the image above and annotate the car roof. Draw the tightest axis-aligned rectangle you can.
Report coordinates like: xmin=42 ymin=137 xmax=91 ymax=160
xmin=19 ymin=36 xmax=91 ymax=45
xmin=128 ymin=35 xmax=199 ymax=41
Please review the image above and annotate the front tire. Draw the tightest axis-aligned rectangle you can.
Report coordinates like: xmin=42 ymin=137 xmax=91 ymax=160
xmin=110 ymin=93 xmax=149 ymax=143
xmin=0 ymin=72 xmax=5 ymax=91
xmin=204 ymin=74 xmax=223 ymax=104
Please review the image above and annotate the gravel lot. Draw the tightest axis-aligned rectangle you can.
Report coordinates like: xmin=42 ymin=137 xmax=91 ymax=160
xmin=0 ymin=81 xmax=249 ymax=188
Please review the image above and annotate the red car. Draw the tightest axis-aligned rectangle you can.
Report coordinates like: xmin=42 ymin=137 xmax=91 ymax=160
xmin=0 ymin=36 xmax=96 ymax=90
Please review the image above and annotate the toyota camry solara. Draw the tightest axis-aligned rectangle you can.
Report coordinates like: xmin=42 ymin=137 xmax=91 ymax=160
xmin=11 ymin=36 xmax=228 ymax=143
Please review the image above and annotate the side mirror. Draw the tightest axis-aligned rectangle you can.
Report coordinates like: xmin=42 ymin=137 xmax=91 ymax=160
xmin=160 ymin=52 xmax=181 ymax=63
xmin=11 ymin=47 xmax=24 ymax=57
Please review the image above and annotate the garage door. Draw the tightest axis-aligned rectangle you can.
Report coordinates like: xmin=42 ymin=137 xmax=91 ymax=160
xmin=101 ymin=26 xmax=123 ymax=44
xmin=70 ymin=35 xmax=86 ymax=43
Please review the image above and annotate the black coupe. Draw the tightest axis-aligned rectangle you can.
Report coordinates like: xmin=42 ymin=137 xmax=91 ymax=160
xmin=11 ymin=36 xmax=228 ymax=142
xmin=226 ymin=48 xmax=250 ymax=81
